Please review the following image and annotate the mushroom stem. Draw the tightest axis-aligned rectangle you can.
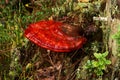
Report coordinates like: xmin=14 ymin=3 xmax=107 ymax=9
xmin=47 ymin=50 xmax=55 ymax=67
xmin=47 ymin=50 xmax=51 ymax=55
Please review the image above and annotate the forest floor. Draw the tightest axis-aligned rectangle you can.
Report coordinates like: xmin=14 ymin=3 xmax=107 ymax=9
xmin=0 ymin=0 xmax=120 ymax=80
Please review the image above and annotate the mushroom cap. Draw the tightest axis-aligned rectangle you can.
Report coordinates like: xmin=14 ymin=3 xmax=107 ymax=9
xmin=24 ymin=20 xmax=86 ymax=52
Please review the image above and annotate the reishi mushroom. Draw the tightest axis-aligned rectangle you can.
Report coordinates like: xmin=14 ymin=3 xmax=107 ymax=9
xmin=24 ymin=20 xmax=86 ymax=52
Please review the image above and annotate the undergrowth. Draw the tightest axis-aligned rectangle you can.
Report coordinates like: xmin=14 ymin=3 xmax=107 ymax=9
xmin=0 ymin=0 xmax=116 ymax=80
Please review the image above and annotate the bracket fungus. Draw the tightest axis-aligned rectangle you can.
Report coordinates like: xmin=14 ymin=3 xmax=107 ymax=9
xmin=24 ymin=20 xmax=86 ymax=52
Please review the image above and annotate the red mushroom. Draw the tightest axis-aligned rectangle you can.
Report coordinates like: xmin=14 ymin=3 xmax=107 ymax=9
xmin=24 ymin=20 xmax=86 ymax=52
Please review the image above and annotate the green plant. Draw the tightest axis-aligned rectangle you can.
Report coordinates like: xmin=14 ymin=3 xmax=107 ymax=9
xmin=84 ymin=51 xmax=111 ymax=77
xmin=0 ymin=1 xmax=30 ymax=79
xmin=112 ymin=24 xmax=120 ymax=53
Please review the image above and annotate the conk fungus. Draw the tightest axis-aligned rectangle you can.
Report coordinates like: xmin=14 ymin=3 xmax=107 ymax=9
xmin=24 ymin=20 xmax=86 ymax=52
